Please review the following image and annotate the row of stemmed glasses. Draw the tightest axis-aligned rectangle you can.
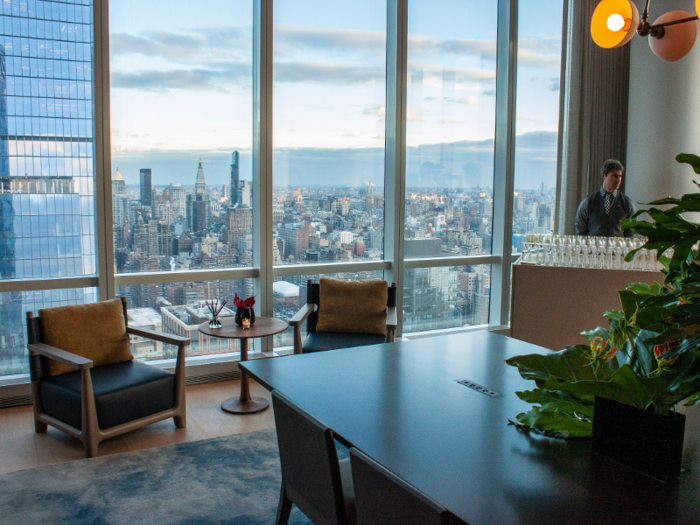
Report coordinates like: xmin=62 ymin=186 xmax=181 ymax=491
xmin=521 ymin=234 xmax=661 ymax=271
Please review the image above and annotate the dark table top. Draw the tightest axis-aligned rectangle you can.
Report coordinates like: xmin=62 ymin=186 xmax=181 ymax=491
xmin=241 ymin=331 xmax=700 ymax=525
xmin=198 ymin=316 xmax=288 ymax=340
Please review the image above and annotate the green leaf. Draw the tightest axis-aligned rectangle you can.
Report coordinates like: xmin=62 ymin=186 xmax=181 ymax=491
xmin=515 ymin=407 xmax=592 ymax=438
xmin=676 ymin=153 xmax=700 ymax=174
xmin=515 ymin=388 xmax=594 ymax=418
xmin=505 ymin=345 xmax=614 ymax=386
xmin=542 ymin=365 xmax=668 ymax=411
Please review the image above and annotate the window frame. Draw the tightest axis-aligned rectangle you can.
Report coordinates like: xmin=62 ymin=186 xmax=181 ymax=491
xmin=0 ymin=0 xmax=554 ymax=394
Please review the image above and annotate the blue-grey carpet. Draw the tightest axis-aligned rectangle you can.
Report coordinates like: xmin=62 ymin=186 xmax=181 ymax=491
xmin=0 ymin=428 xmax=337 ymax=525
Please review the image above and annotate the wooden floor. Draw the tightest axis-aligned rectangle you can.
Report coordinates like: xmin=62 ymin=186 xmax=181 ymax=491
xmin=0 ymin=379 xmax=275 ymax=475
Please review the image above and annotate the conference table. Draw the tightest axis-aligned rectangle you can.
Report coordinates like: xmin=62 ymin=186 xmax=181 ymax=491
xmin=241 ymin=331 xmax=700 ymax=525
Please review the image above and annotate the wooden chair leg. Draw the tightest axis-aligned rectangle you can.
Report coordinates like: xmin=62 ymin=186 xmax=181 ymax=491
xmin=275 ymin=485 xmax=293 ymax=525
xmin=174 ymin=413 xmax=186 ymax=428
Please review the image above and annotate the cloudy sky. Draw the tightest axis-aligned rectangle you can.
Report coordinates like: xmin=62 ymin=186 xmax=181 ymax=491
xmin=109 ymin=0 xmax=563 ymax=191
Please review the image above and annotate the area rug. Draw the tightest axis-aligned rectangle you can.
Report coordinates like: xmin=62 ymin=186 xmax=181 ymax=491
xmin=0 ymin=429 xmax=325 ymax=525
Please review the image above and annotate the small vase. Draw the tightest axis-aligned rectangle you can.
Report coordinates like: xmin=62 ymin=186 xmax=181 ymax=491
xmin=208 ymin=316 xmax=222 ymax=328
xmin=235 ymin=307 xmax=255 ymax=327
xmin=591 ymin=396 xmax=685 ymax=483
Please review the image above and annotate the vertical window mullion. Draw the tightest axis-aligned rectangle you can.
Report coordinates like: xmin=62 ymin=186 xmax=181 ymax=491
xmin=253 ymin=0 xmax=274 ymax=352
xmin=384 ymin=0 xmax=408 ymax=336
xmin=490 ymin=0 xmax=518 ymax=326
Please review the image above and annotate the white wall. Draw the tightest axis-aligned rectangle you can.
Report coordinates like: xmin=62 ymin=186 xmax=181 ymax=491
xmin=626 ymin=0 xmax=700 ymax=205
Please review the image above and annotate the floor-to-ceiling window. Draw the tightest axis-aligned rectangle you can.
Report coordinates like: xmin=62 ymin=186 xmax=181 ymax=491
xmin=0 ymin=0 xmax=564 ymax=388
xmin=271 ymin=0 xmax=387 ymax=347
xmin=109 ymin=0 xmax=257 ymax=361
xmin=511 ymin=0 xmax=564 ymax=251
xmin=402 ymin=0 xmax=498 ymax=332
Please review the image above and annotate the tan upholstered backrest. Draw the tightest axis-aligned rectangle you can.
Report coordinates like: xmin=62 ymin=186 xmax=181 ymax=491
xmin=39 ymin=298 xmax=133 ymax=376
xmin=315 ymin=278 xmax=388 ymax=336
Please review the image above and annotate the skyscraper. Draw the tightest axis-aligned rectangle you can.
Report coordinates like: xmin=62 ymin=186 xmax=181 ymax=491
xmin=0 ymin=1 xmax=97 ymax=375
xmin=230 ymin=151 xmax=240 ymax=206
xmin=195 ymin=159 xmax=206 ymax=195
xmin=140 ymin=168 xmax=152 ymax=207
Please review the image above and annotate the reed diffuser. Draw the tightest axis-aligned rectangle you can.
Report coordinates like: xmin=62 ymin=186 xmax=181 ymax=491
xmin=206 ymin=299 xmax=226 ymax=328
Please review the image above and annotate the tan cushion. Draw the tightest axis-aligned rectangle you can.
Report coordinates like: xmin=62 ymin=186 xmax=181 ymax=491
xmin=315 ymin=278 xmax=388 ymax=336
xmin=39 ymin=299 xmax=133 ymax=376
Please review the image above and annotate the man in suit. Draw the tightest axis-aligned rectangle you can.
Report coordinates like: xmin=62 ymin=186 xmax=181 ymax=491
xmin=575 ymin=159 xmax=636 ymax=237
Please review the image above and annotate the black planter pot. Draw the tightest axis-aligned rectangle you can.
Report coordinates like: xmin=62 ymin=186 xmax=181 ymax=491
xmin=591 ymin=396 xmax=685 ymax=483
xmin=235 ymin=307 xmax=255 ymax=327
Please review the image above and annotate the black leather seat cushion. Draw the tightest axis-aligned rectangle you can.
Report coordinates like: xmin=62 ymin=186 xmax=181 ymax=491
xmin=303 ymin=332 xmax=386 ymax=353
xmin=40 ymin=361 xmax=175 ymax=430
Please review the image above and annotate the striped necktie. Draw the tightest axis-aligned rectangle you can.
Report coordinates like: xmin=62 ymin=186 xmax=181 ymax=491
xmin=604 ymin=193 xmax=614 ymax=215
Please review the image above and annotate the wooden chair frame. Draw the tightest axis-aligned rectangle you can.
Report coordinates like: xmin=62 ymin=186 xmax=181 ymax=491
xmin=289 ymin=280 xmax=398 ymax=354
xmin=26 ymin=297 xmax=191 ymax=457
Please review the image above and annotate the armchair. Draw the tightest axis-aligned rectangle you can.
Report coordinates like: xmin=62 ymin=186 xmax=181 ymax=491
xmin=289 ymin=278 xmax=397 ymax=354
xmin=26 ymin=297 xmax=190 ymax=457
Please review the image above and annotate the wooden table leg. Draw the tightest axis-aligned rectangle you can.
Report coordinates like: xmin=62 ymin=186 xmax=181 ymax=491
xmin=221 ymin=336 xmax=270 ymax=414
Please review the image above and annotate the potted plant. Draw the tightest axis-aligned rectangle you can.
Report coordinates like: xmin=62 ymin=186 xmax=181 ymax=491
xmin=507 ymin=153 xmax=700 ymax=482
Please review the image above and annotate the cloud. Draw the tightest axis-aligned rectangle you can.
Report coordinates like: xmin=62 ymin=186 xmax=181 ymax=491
xmin=111 ymin=27 xmax=250 ymax=63
xmin=439 ymin=118 xmax=463 ymax=124
xmin=275 ymin=62 xmax=383 ymax=85
xmin=408 ymin=61 xmax=496 ymax=87
xmin=482 ymin=89 xmax=496 ymax=96
xmin=424 ymin=97 xmax=437 ymax=101
xmin=343 ymin=133 xmax=359 ymax=138
xmin=362 ymin=104 xmax=386 ymax=118
xmin=444 ymin=96 xmax=482 ymax=106
xmin=408 ymin=35 xmax=497 ymax=60
xmin=407 ymin=105 xmax=425 ymax=122
xmin=517 ymin=48 xmax=561 ymax=69
xmin=111 ymin=65 xmax=251 ymax=93
xmin=275 ymin=25 xmax=385 ymax=55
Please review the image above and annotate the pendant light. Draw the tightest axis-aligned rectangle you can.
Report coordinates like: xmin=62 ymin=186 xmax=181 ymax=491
xmin=591 ymin=0 xmax=700 ymax=61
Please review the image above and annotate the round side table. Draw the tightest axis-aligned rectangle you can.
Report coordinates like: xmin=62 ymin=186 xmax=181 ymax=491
xmin=199 ymin=316 xmax=288 ymax=414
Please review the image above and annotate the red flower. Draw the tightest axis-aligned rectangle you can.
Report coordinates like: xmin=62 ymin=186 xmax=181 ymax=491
xmin=604 ymin=346 xmax=619 ymax=361
xmin=234 ymin=293 xmax=256 ymax=309
xmin=654 ymin=344 xmax=667 ymax=358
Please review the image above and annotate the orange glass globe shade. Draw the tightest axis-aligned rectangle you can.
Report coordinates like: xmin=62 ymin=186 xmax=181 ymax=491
xmin=649 ymin=11 xmax=697 ymax=61
xmin=697 ymin=0 xmax=700 ymax=17
xmin=591 ymin=0 xmax=639 ymax=48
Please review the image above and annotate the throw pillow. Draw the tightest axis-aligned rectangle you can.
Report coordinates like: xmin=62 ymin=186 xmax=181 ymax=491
xmin=316 ymin=278 xmax=388 ymax=336
xmin=39 ymin=298 xmax=133 ymax=376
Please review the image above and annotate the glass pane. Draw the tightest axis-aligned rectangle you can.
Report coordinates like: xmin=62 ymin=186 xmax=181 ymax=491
xmin=0 ymin=0 xmax=97 ymax=280
xmin=403 ymin=264 xmax=491 ymax=333
xmin=0 ymin=288 xmax=98 ymax=377
xmin=109 ymin=1 xmax=254 ymax=273
xmin=512 ymin=0 xmax=564 ymax=252
xmin=272 ymin=270 xmax=384 ymax=349
xmin=405 ymin=1 xmax=497 ymax=259
xmin=273 ymin=1 xmax=386 ymax=265
xmin=117 ymin=278 xmax=255 ymax=361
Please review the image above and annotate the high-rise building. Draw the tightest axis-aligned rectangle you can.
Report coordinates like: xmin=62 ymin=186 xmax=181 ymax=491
xmin=186 ymin=193 xmax=210 ymax=233
xmin=195 ymin=159 xmax=206 ymax=195
xmin=230 ymin=151 xmax=240 ymax=206
xmin=0 ymin=3 xmax=99 ymax=375
xmin=140 ymin=169 xmax=152 ymax=207
xmin=167 ymin=183 xmax=187 ymax=218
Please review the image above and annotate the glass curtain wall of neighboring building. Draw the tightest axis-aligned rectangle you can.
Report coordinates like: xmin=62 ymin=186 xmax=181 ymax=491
xmin=109 ymin=0 xmax=254 ymax=277
xmin=512 ymin=0 xmax=564 ymax=252
xmin=0 ymin=0 xmax=98 ymax=377
xmin=272 ymin=0 xmax=387 ymax=266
